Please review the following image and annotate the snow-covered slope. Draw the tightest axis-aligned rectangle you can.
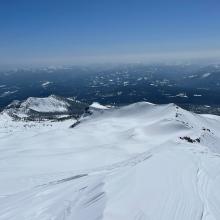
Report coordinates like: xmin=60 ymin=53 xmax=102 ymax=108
xmin=0 ymin=102 xmax=220 ymax=220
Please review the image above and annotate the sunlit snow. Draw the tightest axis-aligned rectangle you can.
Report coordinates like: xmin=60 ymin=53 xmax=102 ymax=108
xmin=0 ymin=102 xmax=220 ymax=220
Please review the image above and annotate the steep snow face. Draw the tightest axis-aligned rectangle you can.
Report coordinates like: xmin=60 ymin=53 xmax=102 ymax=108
xmin=20 ymin=95 xmax=70 ymax=112
xmin=0 ymin=102 xmax=220 ymax=220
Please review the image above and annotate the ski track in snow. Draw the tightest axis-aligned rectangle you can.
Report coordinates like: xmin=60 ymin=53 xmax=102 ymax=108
xmin=0 ymin=102 xmax=220 ymax=220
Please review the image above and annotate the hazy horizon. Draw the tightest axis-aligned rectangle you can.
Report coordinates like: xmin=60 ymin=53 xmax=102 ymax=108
xmin=1 ymin=0 xmax=220 ymax=68
xmin=1 ymin=50 xmax=220 ymax=71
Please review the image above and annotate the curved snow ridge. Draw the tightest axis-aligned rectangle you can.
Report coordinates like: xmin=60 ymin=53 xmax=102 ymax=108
xmin=196 ymin=168 xmax=212 ymax=220
xmin=195 ymin=151 xmax=220 ymax=220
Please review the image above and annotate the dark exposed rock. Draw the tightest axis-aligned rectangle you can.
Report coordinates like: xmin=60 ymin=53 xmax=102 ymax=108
xmin=70 ymin=121 xmax=80 ymax=128
xmin=202 ymin=127 xmax=211 ymax=132
xmin=179 ymin=136 xmax=201 ymax=143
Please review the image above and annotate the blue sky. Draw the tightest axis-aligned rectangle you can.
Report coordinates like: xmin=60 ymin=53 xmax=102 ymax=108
xmin=1 ymin=0 xmax=220 ymax=67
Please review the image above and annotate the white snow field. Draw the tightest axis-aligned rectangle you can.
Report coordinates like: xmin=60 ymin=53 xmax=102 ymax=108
xmin=0 ymin=102 xmax=220 ymax=220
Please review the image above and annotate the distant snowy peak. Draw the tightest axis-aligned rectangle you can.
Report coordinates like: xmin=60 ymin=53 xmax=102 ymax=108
xmin=2 ymin=95 xmax=89 ymax=121
xmin=20 ymin=95 xmax=70 ymax=113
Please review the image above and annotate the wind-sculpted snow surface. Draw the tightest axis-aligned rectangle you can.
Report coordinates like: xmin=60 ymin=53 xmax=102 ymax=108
xmin=0 ymin=102 xmax=220 ymax=220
